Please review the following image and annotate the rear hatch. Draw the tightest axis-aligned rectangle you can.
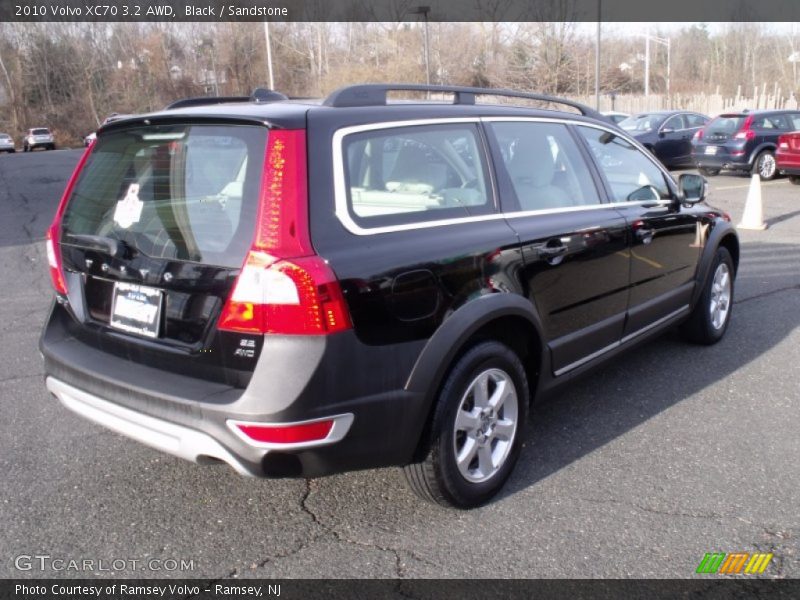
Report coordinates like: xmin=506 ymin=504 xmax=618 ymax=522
xmin=701 ymin=114 xmax=747 ymax=143
xmin=57 ymin=121 xmax=268 ymax=385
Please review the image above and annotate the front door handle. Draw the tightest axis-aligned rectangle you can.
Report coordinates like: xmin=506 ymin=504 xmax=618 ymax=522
xmin=539 ymin=243 xmax=567 ymax=258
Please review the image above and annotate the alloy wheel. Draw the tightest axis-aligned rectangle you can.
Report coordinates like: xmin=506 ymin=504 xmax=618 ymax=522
xmin=709 ymin=262 xmax=732 ymax=330
xmin=452 ymin=368 xmax=519 ymax=483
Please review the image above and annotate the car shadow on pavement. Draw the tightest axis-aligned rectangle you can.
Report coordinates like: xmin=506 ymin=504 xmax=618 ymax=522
xmin=500 ymin=239 xmax=800 ymax=501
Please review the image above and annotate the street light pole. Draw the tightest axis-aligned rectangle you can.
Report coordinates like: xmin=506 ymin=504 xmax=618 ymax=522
xmin=640 ymin=33 xmax=670 ymax=101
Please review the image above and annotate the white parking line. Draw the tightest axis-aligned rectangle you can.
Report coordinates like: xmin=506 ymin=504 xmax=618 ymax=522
xmin=714 ymin=181 xmax=790 ymax=191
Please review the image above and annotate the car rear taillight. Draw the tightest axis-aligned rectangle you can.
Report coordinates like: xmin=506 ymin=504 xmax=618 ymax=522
xmin=733 ymin=115 xmax=754 ymax=140
xmin=47 ymin=141 xmax=95 ymax=295
xmin=218 ymin=130 xmax=352 ymax=335
xmin=693 ymin=129 xmax=704 ymax=142
xmin=779 ymin=134 xmax=789 ymax=149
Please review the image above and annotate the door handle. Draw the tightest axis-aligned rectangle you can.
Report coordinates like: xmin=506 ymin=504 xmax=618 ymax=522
xmin=539 ymin=243 xmax=567 ymax=258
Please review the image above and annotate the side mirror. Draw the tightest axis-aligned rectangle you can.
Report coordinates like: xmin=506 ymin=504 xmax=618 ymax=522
xmin=679 ymin=173 xmax=706 ymax=204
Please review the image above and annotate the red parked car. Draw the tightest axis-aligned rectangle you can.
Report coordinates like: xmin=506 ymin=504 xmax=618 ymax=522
xmin=776 ymin=131 xmax=800 ymax=184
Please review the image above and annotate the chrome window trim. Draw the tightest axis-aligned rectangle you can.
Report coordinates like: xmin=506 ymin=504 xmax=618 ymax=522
xmin=332 ymin=115 xmax=679 ymax=236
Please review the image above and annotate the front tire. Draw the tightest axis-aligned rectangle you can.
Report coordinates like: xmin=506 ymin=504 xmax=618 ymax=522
xmin=681 ymin=247 xmax=734 ymax=345
xmin=404 ymin=341 xmax=529 ymax=508
xmin=753 ymin=150 xmax=777 ymax=181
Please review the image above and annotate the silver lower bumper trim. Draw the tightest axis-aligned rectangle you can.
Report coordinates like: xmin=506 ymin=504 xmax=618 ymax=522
xmin=46 ymin=377 xmax=254 ymax=476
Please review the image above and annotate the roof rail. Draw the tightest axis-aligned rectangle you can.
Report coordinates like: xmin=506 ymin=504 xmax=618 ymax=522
xmin=166 ymin=88 xmax=288 ymax=110
xmin=323 ymin=83 xmax=603 ymax=119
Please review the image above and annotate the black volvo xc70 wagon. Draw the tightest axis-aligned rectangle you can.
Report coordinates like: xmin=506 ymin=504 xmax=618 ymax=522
xmin=41 ymin=84 xmax=738 ymax=507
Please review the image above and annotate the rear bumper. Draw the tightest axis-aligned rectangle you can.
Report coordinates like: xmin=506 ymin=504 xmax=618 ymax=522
xmin=40 ymin=302 xmax=427 ymax=478
xmin=692 ymin=151 xmax=750 ymax=171
xmin=47 ymin=376 xmax=259 ymax=475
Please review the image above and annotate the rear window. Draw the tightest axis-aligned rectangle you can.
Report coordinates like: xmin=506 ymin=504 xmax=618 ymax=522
xmin=707 ymin=116 xmax=746 ymax=134
xmin=61 ymin=123 xmax=266 ymax=268
xmin=32 ymin=128 xmax=50 ymax=135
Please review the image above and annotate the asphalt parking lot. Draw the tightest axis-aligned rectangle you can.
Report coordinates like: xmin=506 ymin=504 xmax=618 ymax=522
xmin=0 ymin=149 xmax=797 ymax=580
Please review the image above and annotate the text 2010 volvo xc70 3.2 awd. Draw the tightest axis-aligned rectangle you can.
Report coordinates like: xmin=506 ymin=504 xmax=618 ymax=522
xmin=40 ymin=84 xmax=739 ymax=508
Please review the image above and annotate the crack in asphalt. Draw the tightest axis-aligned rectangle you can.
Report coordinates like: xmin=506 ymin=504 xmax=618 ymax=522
xmin=735 ymin=283 xmax=800 ymax=305
xmin=0 ymin=373 xmax=42 ymax=385
xmin=581 ymin=495 xmax=728 ymax=520
xmin=224 ymin=479 xmax=438 ymax=579
xmin=299 ymin=479 xmax=407 ymax=577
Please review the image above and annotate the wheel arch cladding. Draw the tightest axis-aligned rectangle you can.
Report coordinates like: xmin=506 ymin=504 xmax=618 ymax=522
xmin=403 ymin=293 xmax=545 ymax=462
xmin=692 ymin=225 xmax=739 ymax=307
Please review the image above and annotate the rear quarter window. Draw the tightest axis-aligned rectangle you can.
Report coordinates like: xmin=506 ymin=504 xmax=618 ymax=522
xmin=340 ymin=122 xmax=493 ymax=229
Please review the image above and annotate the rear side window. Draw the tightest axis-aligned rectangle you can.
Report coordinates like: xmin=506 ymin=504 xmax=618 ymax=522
xmin=790 ymin=114 xmax=800 ymax=130
xmin=663 ymin=115 xmax=685 ymax=130
xmin=753 ymin=114 xmax=790 ymax=130
xmin=61 ymin=123 xmax=266 ymax=268
xmin=342 ymin=123 xmax=492 ymax=227
xmin=577 ymin=125 xmax=671 ymax=202
xmin=619 ymin=114 xmax=662 ymax=133
xmin=489 ymin=121 xmax=600 ymax=211
xmin=686 ymin=114 xmax=709 ymax=128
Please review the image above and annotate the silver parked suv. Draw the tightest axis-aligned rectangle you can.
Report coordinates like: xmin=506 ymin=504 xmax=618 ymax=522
xmin=23 ymin=127 xmax=55 ymax=151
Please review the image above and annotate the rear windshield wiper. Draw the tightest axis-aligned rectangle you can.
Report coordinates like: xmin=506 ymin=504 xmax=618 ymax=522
xmin=64 ymin=234 xmax=135 ymax=259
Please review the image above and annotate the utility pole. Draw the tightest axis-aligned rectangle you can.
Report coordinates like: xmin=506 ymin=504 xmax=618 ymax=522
xmin=410 ymin=6 xmax=431 ymax=87
xmin=645 ymin=33 xmax=650 ymax=97
xmin=595 ymin=0 xmax=601 ymax=110
xmin=264 ymin=21 xmax=275 ymax=90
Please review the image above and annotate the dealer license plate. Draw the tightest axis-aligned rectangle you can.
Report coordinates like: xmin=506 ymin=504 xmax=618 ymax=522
xmin=704 ymin=146 xmax=718 ymax=155
xmin=109 ymin=282 xmax=163 ymax=338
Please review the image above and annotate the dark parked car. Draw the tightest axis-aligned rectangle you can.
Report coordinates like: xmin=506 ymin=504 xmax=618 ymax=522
xmin=776 ymin=131 xmax=800 ymax=184
xmin=619 ymin=111 xmax=710 ymax=168
xmin=691 ymin=110 xmax=800 ymax=180
xmin=40 ymin=84 xmax=738 ymax=508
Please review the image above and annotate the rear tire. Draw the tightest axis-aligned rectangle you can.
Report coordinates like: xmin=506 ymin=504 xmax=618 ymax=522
xmin=789 ymin=176 xmax=800 ymax=185
xmin=403 ymin=341 xmax=529 ymax=508
xmin=681 ymin=247 xmax=734 ymax=345
xmin=698 ymin=167 xmax=720 ymax=176
xmin=752 ymin=150 xmax=777 ymax=181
